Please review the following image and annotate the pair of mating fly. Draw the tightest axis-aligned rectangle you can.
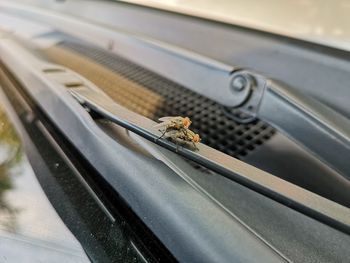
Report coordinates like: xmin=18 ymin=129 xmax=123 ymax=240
xmin=155 ymin=116 xmax=201 ymax=151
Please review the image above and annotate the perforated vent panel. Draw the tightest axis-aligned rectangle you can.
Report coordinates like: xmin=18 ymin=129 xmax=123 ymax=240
xmin=47 ymin=42 xmax=275 ymax=159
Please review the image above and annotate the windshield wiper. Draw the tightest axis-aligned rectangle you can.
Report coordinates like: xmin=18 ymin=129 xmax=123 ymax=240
xmin=69 ymin=85 xmax=350 ymax=235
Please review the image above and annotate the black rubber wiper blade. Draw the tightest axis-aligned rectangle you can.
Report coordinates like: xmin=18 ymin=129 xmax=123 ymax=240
xmin=70 ymin=86 xmax=350 ymax=235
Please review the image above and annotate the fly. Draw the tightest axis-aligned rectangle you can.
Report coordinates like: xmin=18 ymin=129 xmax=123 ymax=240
xmin=155 ymin=116 xmax=200 ymax=150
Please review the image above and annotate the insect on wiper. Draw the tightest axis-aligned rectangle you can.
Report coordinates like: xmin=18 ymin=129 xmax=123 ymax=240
xmin=154 ymin=116 xmax=201 ymax=151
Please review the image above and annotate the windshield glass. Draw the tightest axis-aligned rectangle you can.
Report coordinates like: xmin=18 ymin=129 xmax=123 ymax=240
xmin=0 ymin=105 xmax=90 ymax=262
xmin=121 ymin=0 xmax=350 ymax=51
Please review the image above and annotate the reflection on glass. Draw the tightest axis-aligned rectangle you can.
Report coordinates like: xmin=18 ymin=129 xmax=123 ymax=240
xmin=0 ymin=104 xmax=90 ymax=262
xmin=0 ymin=106 xmax=21 ymax=232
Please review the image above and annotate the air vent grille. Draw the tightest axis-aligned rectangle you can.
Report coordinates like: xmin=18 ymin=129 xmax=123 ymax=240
xmin=46 ymin=42 xmax=275 ymax=159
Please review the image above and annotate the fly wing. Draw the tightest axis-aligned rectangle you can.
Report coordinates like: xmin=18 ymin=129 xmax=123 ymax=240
xmin=158 ymin=116 xmax=180 ymax=122
xmin=154 ymin=116 xmax=182 ymax=128
xmin=154 ymin=121 xmax=170 ymax=129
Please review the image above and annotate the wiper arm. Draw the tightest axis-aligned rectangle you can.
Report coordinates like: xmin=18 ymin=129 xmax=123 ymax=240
xmin=227 ymin=70 xmax=350 ymax=180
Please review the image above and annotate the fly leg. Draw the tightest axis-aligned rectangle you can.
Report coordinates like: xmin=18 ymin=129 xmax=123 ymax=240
xmin=175 ymin=130 xmax=185 ymax=152
xmin=156 ymin=128 xmax=167 ymax=141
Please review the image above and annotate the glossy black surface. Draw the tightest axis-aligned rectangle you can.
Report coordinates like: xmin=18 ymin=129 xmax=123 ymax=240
xmin=0 ymin=98 xmax=89 ymax=262
xmin=0 ymin=66 xmax=175 ymax=262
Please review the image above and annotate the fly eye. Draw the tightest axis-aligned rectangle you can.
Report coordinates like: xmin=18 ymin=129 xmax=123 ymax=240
xmin=183 ymin=117 xmax=191 ymax=128
xmin=194 ymin=134 xmax=200 ymax=142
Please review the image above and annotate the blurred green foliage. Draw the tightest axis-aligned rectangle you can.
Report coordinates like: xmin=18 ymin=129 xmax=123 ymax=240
xmin=0 ymin=106 xmax=22 ymax=232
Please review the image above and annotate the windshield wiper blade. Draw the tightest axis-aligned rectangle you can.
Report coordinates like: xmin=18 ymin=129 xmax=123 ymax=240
xmin=69 ymin=86 xmax=350 ymax=235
